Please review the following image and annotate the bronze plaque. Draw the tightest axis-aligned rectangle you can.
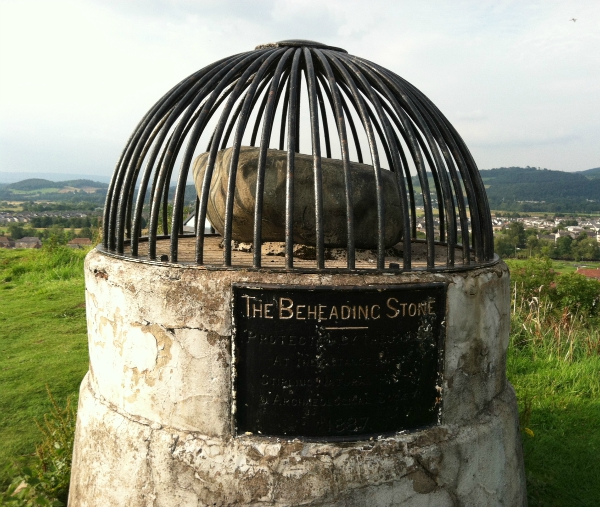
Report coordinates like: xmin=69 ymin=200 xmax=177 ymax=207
xmin=233 ymin=283 xmax=446 ymax=440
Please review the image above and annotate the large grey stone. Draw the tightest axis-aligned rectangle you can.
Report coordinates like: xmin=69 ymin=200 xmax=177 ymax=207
xmin=192 ymin=146 xmax=403 ymax=248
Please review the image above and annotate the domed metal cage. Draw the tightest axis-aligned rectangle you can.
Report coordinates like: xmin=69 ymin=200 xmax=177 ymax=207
xmin=102 ymin=40 xmax=495 ymax=272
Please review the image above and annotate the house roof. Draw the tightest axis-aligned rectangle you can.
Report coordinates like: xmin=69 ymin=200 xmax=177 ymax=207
xmin=17 ymin=236 xmax=41 ymax=243
xmin=576 ymin=268 xmax=600 ymax=280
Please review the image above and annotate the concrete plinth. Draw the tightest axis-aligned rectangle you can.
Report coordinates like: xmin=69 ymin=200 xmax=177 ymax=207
xmin=69 ymin=247 xmax=527 ymax=506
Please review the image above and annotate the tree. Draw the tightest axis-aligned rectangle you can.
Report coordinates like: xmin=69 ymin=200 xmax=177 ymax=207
xmin=504 ymin=222 xmax=526 ymax=256
xmin=7 ymin=223 xmax=25 ymax=240
xmin=526 ymin=236 xmax=540 ymax=257
xmin=572 ymin=236 xmax=600 ymax=261
xmin=495 ymin=235 xmax=514 ymax=258
xmin=555 ymin=236 xmax=573 ymax=259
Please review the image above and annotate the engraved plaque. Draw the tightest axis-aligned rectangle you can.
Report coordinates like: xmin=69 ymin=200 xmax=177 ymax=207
xmin=233 ymin=283 xmax=446 ymax=439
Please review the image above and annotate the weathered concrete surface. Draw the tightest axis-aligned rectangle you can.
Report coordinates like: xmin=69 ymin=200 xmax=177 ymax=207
xmin=69 ymin=249 xmax=526 ymax=506
xmin=192 ymin=146 xmax=403 ymax=248
xmin=71 ymin=376 xmax=524 ymax=507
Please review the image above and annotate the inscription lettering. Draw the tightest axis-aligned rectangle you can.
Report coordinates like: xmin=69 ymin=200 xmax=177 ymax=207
xmin=234 ymin=284 xmax=446 ymax=438
xmin=243 ymin=295 xmax=436 ymax=321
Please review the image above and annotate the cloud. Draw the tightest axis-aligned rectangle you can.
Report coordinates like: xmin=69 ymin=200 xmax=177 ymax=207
xmin=456 ymin=110 xmax=488 ymax=121
xmin=471 ymin=133 xmax=580 ymax=149
xmin=0 ymin=0 xmax=599 ymax=175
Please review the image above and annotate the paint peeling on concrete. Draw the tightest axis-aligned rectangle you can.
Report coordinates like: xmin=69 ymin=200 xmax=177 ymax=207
xmin=69 ymin=248 xmax=527 ymax=506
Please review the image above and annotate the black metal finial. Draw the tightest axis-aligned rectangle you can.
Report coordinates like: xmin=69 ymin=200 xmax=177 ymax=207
xmin=255 ymin=40 xmax=348 ymax=53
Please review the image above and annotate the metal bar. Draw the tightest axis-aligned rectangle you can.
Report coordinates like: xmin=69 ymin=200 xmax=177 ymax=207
xmin=302 ymin=47 xmax=325 ymax=269
xmin=253 ymin=48 xmax=295 ymax=267
xmin=317 ymin=74 xmax=363 ymax=164
xmin=327 ymin=53 xmax=385 ymax=269
xmin=337 ymin=53 xmax=411 ymax=270
xmin=125 ymin=112 xmax=169 ymax=245
xmin=105 ymin=67 xmax=199 ymax=250
xmin=221 ymin=72 xmax=271 ymax=150
xmin=202 ymin=78 xmax=246 ymax=152
xmin=350 ymin=58 xmax=437 ymax=268
xmin=315 ymin=80 xmax=332 ymax=158
xmin=406 ymin=97 xmax=470 ymax=265
xmin=250 ymin=70 xmax=290 ymax=147
xmin=194 ymin=196 xmax=200 ymax=234
xmin=284 ymin=50 xmax=302 ymax=269
xmin=312 ymin=48 xmax=355 ymax=269
xmin=364 ymin=59 xmax=486 ymax=262
xmin=337 ymin=79 xmax=393 ymax=173
xmin=170 ymin=54 xmax=273 ymax=262
xmin=221 ymin=51 xmax=286 ymax=266
xmin=135 ymin=54 xmax=250 ymax=259
xmin=171 ymin=51 xmax=274 ymax=262
xmin=395 ymin=131 xmax=417 ymax=239
xmin=279 ymin=76 xmax=291 ymax=150
xmin=147 ymin=52 xmax=260 ymax=260
xmin=407 ymin=84 xmax=482 ymax=262
xmin=295 ymin=67 xmax=301 ymax=154
xmin=378 ymin=101 xmax=418 ymax=238
xmin=407 ymin=120 xmax=452 ymax=260
xmin=113 ymin=55 xmax=241 ymax=255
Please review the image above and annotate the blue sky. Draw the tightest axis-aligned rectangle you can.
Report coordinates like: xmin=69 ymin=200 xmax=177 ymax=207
xmin=0 ymin=0 xmax=598 ymax=180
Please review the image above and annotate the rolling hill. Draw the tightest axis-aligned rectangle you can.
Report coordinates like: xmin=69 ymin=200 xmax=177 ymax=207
xmin=0 ymin=178 xmax=109 ymax=204
xmin=479 ymin=166 xmax=600 ymax=212
xmin=1 ymin=166 xmax=599 ymax=213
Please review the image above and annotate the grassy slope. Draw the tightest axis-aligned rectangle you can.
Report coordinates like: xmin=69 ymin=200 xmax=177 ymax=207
xmin=508 ymin=352 xmax=600 ymax=506
xmin=0 ymin=248 xmax=89 ymax=486
xmin=507 ymin=259 xmax=600 ymax=275
xmin=1 ymin=250 xmax=599 ymax=505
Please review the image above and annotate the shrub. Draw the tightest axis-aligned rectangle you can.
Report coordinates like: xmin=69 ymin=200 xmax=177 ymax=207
xmin=508 ymin=257 xmax=556 ymax=303
xmin=0 ymin=388 xmax=76 ymax=506
xmin=552 ymin=273 xmax=600 ymax=317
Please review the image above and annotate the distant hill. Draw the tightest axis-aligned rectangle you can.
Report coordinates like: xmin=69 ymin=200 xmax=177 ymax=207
xmin=0 ymin=178 xmax=109 ymax=204
xmin=0 ymin=172 xmax=112 ymax=184
xmin=1 ymin=167 xmax=599 ymax=213
xmin=577 ymin=167 xmax=600 ymax=180
xmin=5 ymin=178 xmax=108 ymax=191
xmin=479 ymin=166 xmax=600 ymax=212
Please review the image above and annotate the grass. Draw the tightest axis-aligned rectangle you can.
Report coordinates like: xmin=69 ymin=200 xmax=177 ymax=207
xmin=507 ymin=258 xmax=600 ymax=275
xmin=0 ymin=251 xmax=599 ymax=505
xmin=506 ymin=259 xmax=600 ymax=506
xmin=0 ymin=247 xmax=89 ymax=490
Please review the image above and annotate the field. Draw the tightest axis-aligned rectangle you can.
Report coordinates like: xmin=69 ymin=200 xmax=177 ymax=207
xmin=507 ymin=258 xmax=600 ymax=275
xmin=0 ymin=247 xmax=89 ymax=492
xmin=1 ymin=249 xmax=599 ymax=505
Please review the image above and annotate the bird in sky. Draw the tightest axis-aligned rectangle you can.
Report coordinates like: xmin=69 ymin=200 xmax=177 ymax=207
xmin=570 ymin=18 xmax=577 ymax=22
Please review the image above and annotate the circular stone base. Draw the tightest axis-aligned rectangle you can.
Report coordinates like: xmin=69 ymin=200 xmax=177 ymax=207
xmin=69 ymin=248 xmax=526 ymax=506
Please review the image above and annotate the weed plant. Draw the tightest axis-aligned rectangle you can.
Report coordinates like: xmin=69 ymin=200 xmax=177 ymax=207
xmin=0 ymin=388 xmax=75 ymax=506
xmin=506 ymin=258 xmax=600 ymax=506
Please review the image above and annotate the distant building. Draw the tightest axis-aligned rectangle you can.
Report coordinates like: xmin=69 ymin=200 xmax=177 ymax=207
xmin=0 ymin=236 xmax=14 ymax=248
xmin=15 ymin=236 xmax=42 ymax=249
xmin=67 ymin=237 xmax=93 ymax=249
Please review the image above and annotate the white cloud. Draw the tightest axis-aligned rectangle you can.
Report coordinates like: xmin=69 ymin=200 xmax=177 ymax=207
xmin=0 ymin=0 xmax=599 ymax=177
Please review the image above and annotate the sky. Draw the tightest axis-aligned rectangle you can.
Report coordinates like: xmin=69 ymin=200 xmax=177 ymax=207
xmin=0 ymin=0 xmax=599 ymax=181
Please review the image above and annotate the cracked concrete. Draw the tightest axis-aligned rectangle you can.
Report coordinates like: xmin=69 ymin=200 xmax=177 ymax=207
xmin=69 ymin=249 xmax=526 ymax=506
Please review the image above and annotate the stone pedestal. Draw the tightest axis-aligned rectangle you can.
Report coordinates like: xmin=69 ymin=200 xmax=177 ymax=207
xmin=69 ymin=247 xmax=526 ymax=506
